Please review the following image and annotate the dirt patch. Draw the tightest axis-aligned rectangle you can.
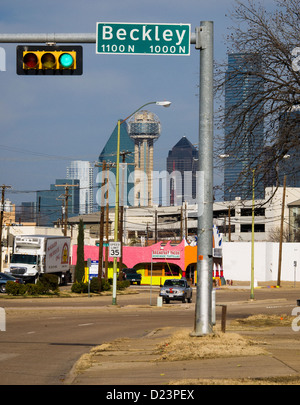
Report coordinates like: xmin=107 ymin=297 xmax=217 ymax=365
xmin=169 ymin=375 xmax=300 ymax=385
xmin=73 ymin=325 xmax=267 ymax=376
xmin=154 ymin=327 xmax=267 ymax=361
xmin=229 ymin=314 xmax=294 ymax=330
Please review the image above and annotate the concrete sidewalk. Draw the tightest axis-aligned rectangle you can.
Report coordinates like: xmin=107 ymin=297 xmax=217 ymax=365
xmin=65 ymin=323 xmax=300 ymax=385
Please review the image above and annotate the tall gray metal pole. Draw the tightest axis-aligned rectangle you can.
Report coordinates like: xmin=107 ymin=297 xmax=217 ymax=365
xmin=0 ymin=33 xmax=96 ymax=43
xmin=192 ymin=21 xmax=214 ymax=336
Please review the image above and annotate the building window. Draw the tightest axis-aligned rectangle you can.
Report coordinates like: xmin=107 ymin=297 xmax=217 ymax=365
xmin=241 ymin=224 xmax=265 ymax=232
xmin=240 ymin=208 xmax=265 ymax=216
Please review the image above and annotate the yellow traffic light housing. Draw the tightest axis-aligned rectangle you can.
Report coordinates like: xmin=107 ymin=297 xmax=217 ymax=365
xmin=17 ymin=45 xmax=82 ymax=75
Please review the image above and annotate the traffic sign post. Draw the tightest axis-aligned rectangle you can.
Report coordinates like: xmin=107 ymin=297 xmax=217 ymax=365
xmin=96 ymin=22 xmax=191 ymax=56
xmin=109 ymin=241 xmax=121 ymax=258
xmin=109 ymin=241 xmax=121 ymax=306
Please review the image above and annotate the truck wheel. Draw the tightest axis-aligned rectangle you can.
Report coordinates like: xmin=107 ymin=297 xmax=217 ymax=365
xmin=165 ymin=298 xmax=170 ymax=304
xmin=182 ymin=295 xmax=186 ymax=303
xmin=187 ymin=296 xmax=192 ymax=303
xmin=0 ymin=284 xmax=6 ymax=293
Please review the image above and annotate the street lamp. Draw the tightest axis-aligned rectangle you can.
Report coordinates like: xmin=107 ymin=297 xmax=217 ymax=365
xmin=112 ymin=100 xmax=171 ymax=305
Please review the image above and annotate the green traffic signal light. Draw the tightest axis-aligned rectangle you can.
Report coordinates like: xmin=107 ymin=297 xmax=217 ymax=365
xmin=16 ymin=45 xmax=82 ymax=75
xmin=59 ymin=53 xmax=74 ymax=68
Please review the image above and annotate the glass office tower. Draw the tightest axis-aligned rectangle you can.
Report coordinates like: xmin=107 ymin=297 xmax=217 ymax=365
xmin=167 ymin=136 xmax=198 ymax=205
xmin=278 ymin=105 xmax=300 ymax=187
xmin=67 ymin=160 xmax=94 ymax=214
xmin=224 ymin=53 xmax=264 ymax=200
xmin=36 ymin=179 xmax=79 ymax=226
xmin=98 ymin=121 xmax=135 ymax=207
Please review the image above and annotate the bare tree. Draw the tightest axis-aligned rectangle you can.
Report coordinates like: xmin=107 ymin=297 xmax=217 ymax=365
xmin=215 ymin=0 xmax=300 ymax=200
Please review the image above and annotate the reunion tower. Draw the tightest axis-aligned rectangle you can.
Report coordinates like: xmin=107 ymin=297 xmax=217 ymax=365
xmin=128 ymin=110 xmax=161 ymax=207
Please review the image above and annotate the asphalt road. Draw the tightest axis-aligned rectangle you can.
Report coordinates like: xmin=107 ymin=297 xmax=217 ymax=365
xmin=0 ymin=285 xmax=299 ymax=385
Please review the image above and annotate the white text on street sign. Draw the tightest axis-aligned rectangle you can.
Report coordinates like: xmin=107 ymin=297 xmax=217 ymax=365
xmin=96 ymin=22 xmax=191 ymax=56
xmin=109 ymin=241 xmax=121 ymax=257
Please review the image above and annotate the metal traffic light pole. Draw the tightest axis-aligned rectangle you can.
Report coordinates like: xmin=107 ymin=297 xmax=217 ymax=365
xmin=0 ymin=32 xmax=199 ymax=44
xmin=192 ymin=21 xmax=214 ymax=336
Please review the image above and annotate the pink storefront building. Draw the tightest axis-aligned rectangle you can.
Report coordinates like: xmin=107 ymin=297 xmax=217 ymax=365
xmin=72 ymin=227 xmax=224 ymax=286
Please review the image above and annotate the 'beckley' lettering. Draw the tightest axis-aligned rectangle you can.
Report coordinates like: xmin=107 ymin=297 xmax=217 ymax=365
xmin=102 ymin=25 xmax=187 ymax=46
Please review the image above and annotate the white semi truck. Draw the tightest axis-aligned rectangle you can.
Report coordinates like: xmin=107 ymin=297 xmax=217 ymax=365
xmin=9 ymin=235 xmax=71 ymax=284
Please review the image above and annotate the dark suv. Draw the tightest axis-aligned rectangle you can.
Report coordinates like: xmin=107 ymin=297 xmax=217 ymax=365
xmin=122 ymin=268 xmax=142 ymax=285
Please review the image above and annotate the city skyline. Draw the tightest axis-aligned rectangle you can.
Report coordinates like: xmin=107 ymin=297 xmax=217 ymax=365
xmin=0 ymin=0 xmax=255 ymax=209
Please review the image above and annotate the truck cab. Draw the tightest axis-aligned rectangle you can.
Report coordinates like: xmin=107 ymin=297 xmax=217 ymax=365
xmin=10 ymin=252 xmax=40 ymax=280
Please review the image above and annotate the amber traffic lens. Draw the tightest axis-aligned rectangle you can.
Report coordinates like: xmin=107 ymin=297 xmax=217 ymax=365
xmin=41 ymin=53 xmax=56 ymax=69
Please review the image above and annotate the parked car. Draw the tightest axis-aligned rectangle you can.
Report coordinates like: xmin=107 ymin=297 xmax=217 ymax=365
xmin=122 ymin=268 xmax=142 ymax=285
xmin=0 ymin=272 xmax=24 ymax=293
xmin=159 ymin=278 xmax=192 ymax=304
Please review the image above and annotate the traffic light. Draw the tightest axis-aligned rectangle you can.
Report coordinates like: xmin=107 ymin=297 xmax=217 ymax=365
xmin=16 ymin=45 xmax=82 ymax=75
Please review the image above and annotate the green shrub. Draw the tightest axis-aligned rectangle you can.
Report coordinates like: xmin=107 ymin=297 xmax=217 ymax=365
xmin=26 ymin=283 xmax=43 ymax=295
xmin=39 ymin=274 xmax=59 ymax=292
xmin=6 ymin=276 xmax=60 ymax=296
xmin=5 ymin=281 xmax=26 ymax=295
xmin=117 ymin=280 xmax=130 ymax=290
xmin=71 ymin=281 xmax=88 ymax=294
xmin=102 ymin=279 xmax=111 ymax=291
xmin=90 ymin=277 xmax=112 ymax=293
xmin=90 ymin=277 xmax=101 ymax=293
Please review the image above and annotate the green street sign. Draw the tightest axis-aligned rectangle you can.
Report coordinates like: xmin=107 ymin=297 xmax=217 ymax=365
xmin=96 ymin=22 xmax=191 ymax=56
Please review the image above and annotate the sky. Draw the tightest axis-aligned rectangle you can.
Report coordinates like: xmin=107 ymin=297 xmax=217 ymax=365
xmin=0 ymin=0 xmax=275 ymax=209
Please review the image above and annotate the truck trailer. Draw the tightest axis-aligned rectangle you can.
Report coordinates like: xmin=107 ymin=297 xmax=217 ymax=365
xmin=9 ymin=235 xmax=71 ymax=284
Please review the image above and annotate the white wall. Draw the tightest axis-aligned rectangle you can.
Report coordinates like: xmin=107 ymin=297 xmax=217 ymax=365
xmin=223 ymin=242 xmax=300 ymax=282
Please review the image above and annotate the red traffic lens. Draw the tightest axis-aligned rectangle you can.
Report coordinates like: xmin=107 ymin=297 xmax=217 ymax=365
xmin=23 ymin=53 xmax=38 ymax=68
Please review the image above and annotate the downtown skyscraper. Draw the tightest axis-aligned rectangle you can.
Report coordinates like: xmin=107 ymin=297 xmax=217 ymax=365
xmin=66 ymin=160 xmax=94 ymax=214
xmin=224 ymin=53 xmax=264 ymax=200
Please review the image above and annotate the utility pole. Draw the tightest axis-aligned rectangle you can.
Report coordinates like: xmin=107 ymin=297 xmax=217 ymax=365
xmin=228 ymin=205 xmax=231 ymax=242
xmin=55 ymin=184 xmax=78 ymax=236
xmin=98 ymin=161 xmax=106 ymax=284
xmin=185 ymin=202 xmax=188 ymax=239
xmin=250 ymin=169 xmax=255 ymax=300
xmin=0 ymin=185 xmax=12 ymax=272
xmin=155 ymin=209 xmax=158 ymax=243
xmin=277 ymin=175 xmax=287 ymax=287
xmin=180 ymin=206 xmax=183 ymax=240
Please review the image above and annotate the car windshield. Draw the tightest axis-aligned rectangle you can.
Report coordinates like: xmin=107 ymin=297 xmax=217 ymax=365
xmin=11 ymin=254 xmax=37 ymax=265
xmin=164 ymin=280 xmax=185 ymax=287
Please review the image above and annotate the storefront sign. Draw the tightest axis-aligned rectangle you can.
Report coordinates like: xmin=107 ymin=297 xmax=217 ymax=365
xmin=152 ymin=250 xmax=180 ymax=259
